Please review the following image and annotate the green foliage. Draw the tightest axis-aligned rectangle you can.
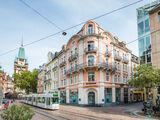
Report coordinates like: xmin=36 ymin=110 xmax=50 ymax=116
xmin=128 ymin=64 xmax=160 ymax=89
xmin=0 ymin=104 xmax=35 ymax=120
xmin=13 ymin=69 xmax=38 ymax=94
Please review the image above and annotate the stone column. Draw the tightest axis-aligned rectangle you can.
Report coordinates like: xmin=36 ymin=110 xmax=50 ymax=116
xmin=112 ymin=84 xmax=116 ymax=103
xmin=66 ymin=87 xmax=69 ymax=104
xmin=66 ymin=77 xmax=70 ymax=104
xmin=99 ymin=70 xmax=104 ymax=105
xmin=120 ymin=87 xmax=124 ymax=102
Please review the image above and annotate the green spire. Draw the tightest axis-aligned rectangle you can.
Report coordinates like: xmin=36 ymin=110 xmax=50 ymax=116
xmin=17 ymin=38 xmax=26 ymax=59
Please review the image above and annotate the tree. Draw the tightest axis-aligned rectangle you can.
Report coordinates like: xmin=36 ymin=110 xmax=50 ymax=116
xmin=13 ymin=69 xmax=38 ymax=94
xmin=0 ymin=104 xmax=35 ymax=120
xmin=128 ymin=64 xmax=160 ymax=104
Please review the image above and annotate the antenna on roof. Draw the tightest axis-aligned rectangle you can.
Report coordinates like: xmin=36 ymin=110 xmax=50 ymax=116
xmin=21 ymin=35 xmax=23 ymax=47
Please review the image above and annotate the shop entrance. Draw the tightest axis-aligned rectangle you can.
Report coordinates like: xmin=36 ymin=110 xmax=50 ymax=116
xmin=88 ymin=92 xmax=95 ymax=105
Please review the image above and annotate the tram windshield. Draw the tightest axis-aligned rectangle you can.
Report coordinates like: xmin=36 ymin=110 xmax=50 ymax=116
xmin=52 ymin=97 xmax=59 ymax=104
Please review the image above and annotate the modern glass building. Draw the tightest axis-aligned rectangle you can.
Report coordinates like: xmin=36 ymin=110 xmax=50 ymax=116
xmin=137 ymin=0 xmax=160 ymax=64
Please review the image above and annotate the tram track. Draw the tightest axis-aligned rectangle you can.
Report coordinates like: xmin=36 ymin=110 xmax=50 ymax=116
xmin=59 ymin=109 xmax=111 ymax=120
xmin=24 ymin=103 xmax=70 ymax=120
xmin=23 ymin=102 xmax=110 ymax=120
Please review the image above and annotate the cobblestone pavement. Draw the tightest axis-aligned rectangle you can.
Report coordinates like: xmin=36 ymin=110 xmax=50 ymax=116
xmin=31 ymin=102 xmax=145 ymax=120
xmin=0 ymin=101 xmax=150 ymax=120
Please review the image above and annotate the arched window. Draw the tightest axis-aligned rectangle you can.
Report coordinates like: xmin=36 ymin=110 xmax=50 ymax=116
xmin=88 ymin=24 xmax=93 ymax=34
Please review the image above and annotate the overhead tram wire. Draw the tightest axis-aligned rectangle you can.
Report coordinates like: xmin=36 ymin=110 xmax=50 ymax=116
xmin=0 ymin=0 xmax=143 ymax=57
xmin=18 ymin=0 xmax=67 ymax=35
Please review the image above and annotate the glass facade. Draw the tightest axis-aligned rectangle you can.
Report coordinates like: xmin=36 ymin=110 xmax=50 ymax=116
xmin=137 ymin=0 xmax=160 ymax=64
xmin=104 ymin=88 xmax=112 ymax=103
xmin=70 ymin=90 xmax=78 ymax=104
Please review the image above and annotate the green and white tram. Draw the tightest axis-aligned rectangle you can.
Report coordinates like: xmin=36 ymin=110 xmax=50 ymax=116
xmin=22 ymin=93 xmax=59 ymax=110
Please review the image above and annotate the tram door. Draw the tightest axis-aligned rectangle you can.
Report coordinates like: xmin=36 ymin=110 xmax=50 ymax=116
xmin=88 ymin=92 xmax=95 ymax=105
xmin=46 ymin=98 xmax=50 ymax=108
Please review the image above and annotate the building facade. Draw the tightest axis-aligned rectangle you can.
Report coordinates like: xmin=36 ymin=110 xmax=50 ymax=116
xmin=14 ymin=41 xmax=28 ymax=73
xmin=137 ymin=0 xmax=160 ymax=64
xmin=37 ymin=64 xmax=46 ymax=94
xmin=43 ymin=52 xmax=59 ymax=93
xmin=0 ymin=65 xmax=14 ymax=98
xmin=58 ymin=20 xmax=138 ymax=105
xmin=149 ymin=4 xmax=160 ymax=69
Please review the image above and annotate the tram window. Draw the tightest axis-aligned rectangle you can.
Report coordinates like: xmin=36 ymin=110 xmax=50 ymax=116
xmin=52 ymin=98 xmax=59 ymax=104
xmin=42 ymin=97 xmax=45 ymax=103
xmin=29 ymin=97 xmax=32 ymax=101
xmin=33 ymin=97 xmax=35 ymax=102
xmin=38 ymin=97 xmax=41 ymax=103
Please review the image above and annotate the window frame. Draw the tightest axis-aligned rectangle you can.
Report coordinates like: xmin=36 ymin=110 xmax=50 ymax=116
xmin=106 ymin=72 xmax=110 ymax=82
xmin=88 ymin=71 xmax=95 ymax=82
xmin=88 ymin=24 xmax=93 ymax=34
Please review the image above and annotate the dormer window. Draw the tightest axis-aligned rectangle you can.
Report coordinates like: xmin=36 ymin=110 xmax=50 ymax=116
xmin=88 ymin=24 xmax=93 ymax=34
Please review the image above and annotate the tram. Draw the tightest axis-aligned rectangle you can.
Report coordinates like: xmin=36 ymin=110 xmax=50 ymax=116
xmin=22 ymin=93 xmax=59 ymax=110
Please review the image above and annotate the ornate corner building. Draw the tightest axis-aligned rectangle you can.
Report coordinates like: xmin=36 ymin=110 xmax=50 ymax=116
xmin=57 ymin=20 xmax=139 ymax=105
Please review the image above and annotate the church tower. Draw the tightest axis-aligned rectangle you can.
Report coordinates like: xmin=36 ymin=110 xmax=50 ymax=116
xmin=14 ymin=40 xmax=28 ymax=73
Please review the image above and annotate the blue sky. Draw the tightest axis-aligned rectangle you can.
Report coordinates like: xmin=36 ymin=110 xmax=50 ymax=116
xmin=0 ymin=0 xmax=156 ymax=75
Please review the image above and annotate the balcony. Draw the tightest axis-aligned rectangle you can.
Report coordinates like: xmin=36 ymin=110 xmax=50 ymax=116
xmin=84 ymin=47 xmax=97 ymax=54
xmin=100 ymin=63 xmax=111 ymax=70
xmin=60 ymin=61 xmax=66 ymax=67
xmin=100 ymin=63 xmax=117 ymax=72
xmin=45 ymin=70 xmax=51 ymax=75
xmin=66 ymin=66 xmax=79 ymax=75
xmin=44 ymin=78 xmax=52 ymax=83
xmin=52 ymin=65 xmax=58 ymax=71
xmin=122 ymin=57 xmax=129 ymax=64
xmin=105 ymin=51 xmax=111 ymax=57
xmin=68 ymin=53 xmax=78 ymax=62
xmin=114 ymin=54 xmax=122 ymax=61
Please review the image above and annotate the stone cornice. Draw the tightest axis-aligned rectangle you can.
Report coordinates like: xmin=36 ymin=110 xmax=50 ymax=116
xmin=78 ymin=34 xmax=104 ymax=43
xmin=110 ymin=42 xmax=131 ymax=53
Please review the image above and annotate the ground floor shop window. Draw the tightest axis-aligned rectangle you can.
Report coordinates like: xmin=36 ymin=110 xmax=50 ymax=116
xmin=116 ymin=88 xmax=120 ymax=102
xmin=60 ymin=91 xmax=66 ymax=104
xmin=104 ymin=88 xmax=112 ymax=103
xmin=70 ymin=90 xmax=78 ymax=104
xmin=124 ymin=88 xmax=128 ymax=103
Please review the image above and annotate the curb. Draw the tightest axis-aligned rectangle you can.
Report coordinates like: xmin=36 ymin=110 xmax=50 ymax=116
xmin=132 ymin=111 xmax=159 ymax=120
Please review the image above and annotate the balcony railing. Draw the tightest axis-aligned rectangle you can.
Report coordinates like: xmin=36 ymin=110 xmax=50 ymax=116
xmin=65 ymin=62 xmax=117 ymax=75
xmin=105 ymin=51 xmax=111 ymax=57
xmin=60 ymin=61 xmax=66 ymax=67
xmin=68 ymin=53 xmax=78 ymax=62
xmin=44 ymin=78 xmax=52 ymax=83
xmin=114 ymin=54 xmax=122 ymax=61
xmin=66 ymin=66 xmax=79 ymax=75
xmin=84 ymin=47 xmax=97 ymax=54
xmin=52 ymin=65 xmax=58 ymax=70
xmin=122 ymin=57 xmax=129 ymax=64
xmin=45 ymin=70 xmax=51 ymax=75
